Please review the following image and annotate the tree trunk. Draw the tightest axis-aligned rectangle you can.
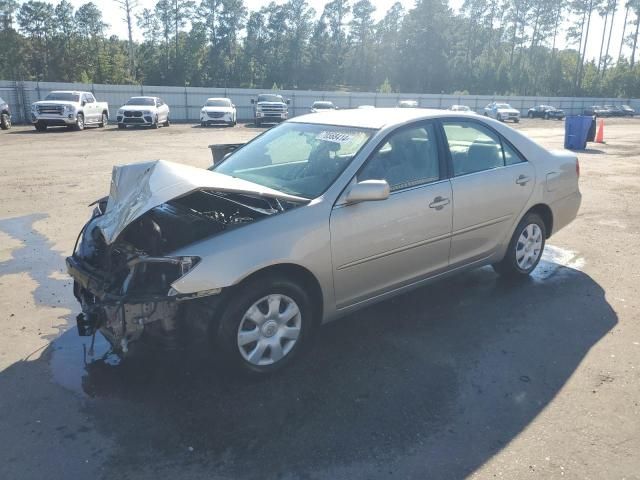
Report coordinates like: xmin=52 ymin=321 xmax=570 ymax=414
xmin=631 ymin=13 xmax=640 ymax=66
xmin=618 ymin=5 xmax=629 ymax=62
xmin=603 ymin=1 xmax=617 ymax=74
xmin=577 ymin=0 xmax=595 ymax=90
xmin=598 ymin=11 xmax=609 ymax=72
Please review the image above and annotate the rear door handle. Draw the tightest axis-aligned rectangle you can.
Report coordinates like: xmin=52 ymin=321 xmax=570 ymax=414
xmin=429 ymin=196 xmax=450 ymax=210
xmin=516 ymin=175 xmax=531 ymax=186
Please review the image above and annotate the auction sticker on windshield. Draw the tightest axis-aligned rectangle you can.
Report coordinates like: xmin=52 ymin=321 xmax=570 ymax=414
xmin=316 ymin=131 xmax=354 ymax=143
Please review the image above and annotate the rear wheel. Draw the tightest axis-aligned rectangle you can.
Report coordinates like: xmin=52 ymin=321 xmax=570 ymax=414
xmin=214 ymin=275 xmax=314 ymax=375
xmin=493 ymin=212 xmax=546 ymax=277
xmin=35 ymin=122 xmax=47 ymax=132
xmin=0 ymin=113 xmax=10 ymax=130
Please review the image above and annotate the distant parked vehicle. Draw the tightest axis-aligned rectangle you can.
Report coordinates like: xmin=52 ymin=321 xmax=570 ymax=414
xmin=200 ymin=98 xmax=236 ymax=127
xmin=398 ymin=100 xmax=418 ymax=108
xmin=603 ymin=105 xmax=624 ymax=117
xmin=31 ymin=91 xmax=109 ymax=131
xmin=117 ymin=96 xmax=170 ymax=129
xmin=251 ymin=93 xmax=289 ymax=127
xmin=0 ymin=96 xmax=11 ymax=130
xmin=449 ymin=105 xmax=471 ymax=112
xmin=583 ymin=105 xmax=609 ymax=117
xmin=527 ymin=105 xmax=565 ymax=120
xmin=310 ymin=101 xmax=337 ymax=113
xmin=620 ymin=105 xmax=635 ymax=116
xmin=483 ymin=102 xmax=520 ymax=122
xmin=357 ymin=105 xmax=376 ymax=109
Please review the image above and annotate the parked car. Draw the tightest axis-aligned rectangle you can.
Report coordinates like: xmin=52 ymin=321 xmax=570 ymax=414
xmin=117 ymin=96 xmax=170 ymax=129
xmin=449 ymin=105 xmax=471 ymax=112
xmin=604 ymin=105 xmax=624 ymax=117
xmin=0 ymin=96 xmax=11 ymax=130
xmin=200 ymin=97 xmax=236 ymax=127
xmin=583 ymin=105 xmax=609 ymax=117
xmin=527 ymin=105 xmax=565 ymax=120
xmin=66 ymin=108 xmax=581 ymax=375
xmin=483 ymin=102 xmax=520 ymax=122
xmin=31 ymin=91 xmax=109 ymax=131
xmin=398 ymin=100 xmax=419 ymax=108
xmin=251 ymin=93 xmax=289 ymax=127
xmin=310 ymin=101 xmax=338 ymax=113
xmin=620 ymin=104 xmax=635 ymax=116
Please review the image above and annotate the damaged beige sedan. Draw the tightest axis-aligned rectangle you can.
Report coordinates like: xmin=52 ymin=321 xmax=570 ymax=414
xmin=67 ymin=109 xmax=581 ymax=374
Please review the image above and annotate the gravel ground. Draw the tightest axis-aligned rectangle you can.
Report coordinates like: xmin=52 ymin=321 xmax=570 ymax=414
xmin=0 ymin=117 xmax=639 ymax=479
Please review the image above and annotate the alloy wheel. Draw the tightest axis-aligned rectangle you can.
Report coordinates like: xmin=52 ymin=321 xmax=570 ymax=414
xmin=515 ymin=224 xmax=543 ymax=270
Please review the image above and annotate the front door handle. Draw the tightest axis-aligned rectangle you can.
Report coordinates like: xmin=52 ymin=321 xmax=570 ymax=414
xmin=516 ymin=175 xmax=531 ymax=186
xmin=429 ymin=196 xmax=450 ymax=210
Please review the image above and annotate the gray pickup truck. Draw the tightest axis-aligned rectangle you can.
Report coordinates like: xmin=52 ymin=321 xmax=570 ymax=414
xmin=251 ymin=93 xmax=290 ymax=127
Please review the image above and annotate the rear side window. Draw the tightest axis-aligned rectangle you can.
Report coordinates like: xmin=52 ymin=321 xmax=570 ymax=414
xmin=502 ymin=141 xmax=525 ymax=165
xmin=443 ymin=122 xmax=504 ymax=176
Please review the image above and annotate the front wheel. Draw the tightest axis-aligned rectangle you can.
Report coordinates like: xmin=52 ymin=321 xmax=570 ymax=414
xmin=164 ymin=117 xmax=170 ymax=127
xmin=214 ymin=275 xmax=314 ymax=375
xmin=514 ymin=118 xmax=520 ymax=123
xmin=0 ymin=113 xmax=10 ymax=130
xmin=99 ymin=112 xmax=108 ymax=127
xmin=152 ymin=115 xmax=159 ymax=129
xmin=493 ymin=212 xmax=546 ymax=277
xmin=74 ymin=114 xmax=84 ymax=131
xmin=35 ymin=122 xmax=47 ymax=132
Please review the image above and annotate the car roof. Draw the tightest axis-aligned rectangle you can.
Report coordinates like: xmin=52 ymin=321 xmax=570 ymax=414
xmin=129 ymin=96 xmax=156 ymax=99
xmin=50 ymin=90 xmax=85 ymax=94
xmin=290 ymin=108 xmax=479 ymax=129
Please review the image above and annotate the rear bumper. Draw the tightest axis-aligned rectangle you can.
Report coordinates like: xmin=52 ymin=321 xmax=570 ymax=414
xmin=550 ymin=191 xmax=582 ymax=236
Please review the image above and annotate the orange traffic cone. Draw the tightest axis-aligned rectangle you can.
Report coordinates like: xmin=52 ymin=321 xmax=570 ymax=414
xmin=595 ymin=119 xmax=605 ymax=143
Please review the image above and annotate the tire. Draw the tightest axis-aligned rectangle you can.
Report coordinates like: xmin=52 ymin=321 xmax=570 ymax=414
xmin=99 ymin=112 xmax=108 ymax=128
xmin=214 ymin=274 xmax=314 ymax=375
xmin=35 ymin=122 xmax=47 ymax=132
xmin=493 ymin=212 xmax=546 ymax=277
xmin=255 ymin=118 xmax=261 ymax=127
xmin=201 ymin=121 xmax=207 ymax=128
xmin=118 ymin=123 xmax=126 ymax=129
xmin=74 ymin=114 xmax=84 ymax=131
xmin=527 ymin=112 xmax=533 ymax=118
xmin=152 ymin=115 xmax=159 ymax=129
xmin=0 ymin=113 xmax=10 ymax=130
xmin=164 ymin=117 xmax=170 ymax=127
xmin=544 ymin=113 xmax=549 ymax=120
xmin=514 ymin=118 xmax=520 ymax=123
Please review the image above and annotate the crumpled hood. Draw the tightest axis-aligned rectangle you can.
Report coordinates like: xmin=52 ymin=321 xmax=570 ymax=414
xmin=96 ymin=160 xmax=307 ymax=245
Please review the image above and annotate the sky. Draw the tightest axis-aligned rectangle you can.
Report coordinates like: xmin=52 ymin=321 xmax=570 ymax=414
xmin=45 ymin=0 xmax=633 ymax=62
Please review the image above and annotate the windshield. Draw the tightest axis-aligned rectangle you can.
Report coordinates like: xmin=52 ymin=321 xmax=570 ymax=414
xmin=258 ymin=94 xmax=284 ymax=103
xmin=495 ymin=104 xmax=511 ymax=109
xmin=126 ymin=97 xmax=155 ymax=106
xmin=45 ymin=92 xmax=80 ymax=102
xmin=212 ymin=122 xmax=375 ymax=198
xmin=312 ymin=102 xmax=333 ymax=109
xmin=205 ymin=99 xmax=231 ymax=107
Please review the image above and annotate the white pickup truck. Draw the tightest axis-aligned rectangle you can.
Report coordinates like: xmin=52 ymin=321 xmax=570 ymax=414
xmin=31 ymin=90 xmax=109 ymax=131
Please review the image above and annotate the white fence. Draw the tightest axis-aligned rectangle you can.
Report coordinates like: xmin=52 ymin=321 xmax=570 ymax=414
xmin=1 ymin=79 xmax=639 ymax=124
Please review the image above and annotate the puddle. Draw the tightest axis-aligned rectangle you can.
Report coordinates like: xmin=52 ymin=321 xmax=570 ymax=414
xmin=532 ymin=244 xmax=585 ymax=281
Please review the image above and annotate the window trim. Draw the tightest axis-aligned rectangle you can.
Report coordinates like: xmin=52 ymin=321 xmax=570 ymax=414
xmin=353 ymin=119 xmax=448 ymax=194
xmin=436 ymin=117 xmax=528 ymax=178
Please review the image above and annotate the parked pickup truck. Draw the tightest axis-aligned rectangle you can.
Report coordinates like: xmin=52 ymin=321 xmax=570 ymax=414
xmin=251 ymin=93 xmax=290 ymax=127
xmin=31 ymin=90 xmax=109 ymax=131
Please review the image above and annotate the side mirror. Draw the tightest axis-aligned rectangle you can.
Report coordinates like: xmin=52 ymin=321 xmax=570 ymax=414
xmin=251 ymin=99 xmax=255 ymax=104
xmin=344 ymin=180 xmax=390 ymax=204
xmin=286 ymin=99 xmax=291 ymax=105
xmin=81 ymin=101 xmax=86 ymax=107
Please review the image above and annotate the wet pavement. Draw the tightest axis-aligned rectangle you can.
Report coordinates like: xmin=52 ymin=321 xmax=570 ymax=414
xmin=1 ymin=120 xmax=639 ymax=479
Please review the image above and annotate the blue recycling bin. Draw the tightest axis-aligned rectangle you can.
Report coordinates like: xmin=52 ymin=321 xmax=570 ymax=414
xmin=564 ymin=115 xmax=594 ymax=150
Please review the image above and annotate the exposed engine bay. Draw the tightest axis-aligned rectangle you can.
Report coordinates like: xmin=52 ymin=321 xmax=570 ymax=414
xmin=67 ymin=188 xmax=292 ymax=354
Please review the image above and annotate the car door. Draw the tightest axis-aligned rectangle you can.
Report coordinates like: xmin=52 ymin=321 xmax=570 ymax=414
xmin=84 ymin=93 xmax=98 ymax=122
xmin=330 ymin=121 xmax=453 ymax=309
xmin=441 ymin=119 xmax=535 ymax=267
xmin=158 ymin=98 xmax=168 ymax=121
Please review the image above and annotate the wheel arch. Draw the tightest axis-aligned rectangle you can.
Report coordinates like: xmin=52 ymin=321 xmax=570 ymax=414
xmin=525 ymin=203 xmax=553 ymax=238
xmin=231 ymin=263 xmax=324 ymax=325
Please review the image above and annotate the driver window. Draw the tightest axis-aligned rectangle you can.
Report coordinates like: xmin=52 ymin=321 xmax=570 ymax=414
xmin=85 ymin=94 xmax=95 ymax=103
xmin=359 ymin=123 xmax=440 ymax=192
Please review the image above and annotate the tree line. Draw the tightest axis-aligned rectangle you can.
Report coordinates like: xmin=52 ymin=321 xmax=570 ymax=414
xmin=1 ymin=0 xmax=640 ymax=97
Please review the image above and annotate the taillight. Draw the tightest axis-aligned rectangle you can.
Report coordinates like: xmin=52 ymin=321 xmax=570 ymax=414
xmin=576 ymin=158 xmax=580 ymax=178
